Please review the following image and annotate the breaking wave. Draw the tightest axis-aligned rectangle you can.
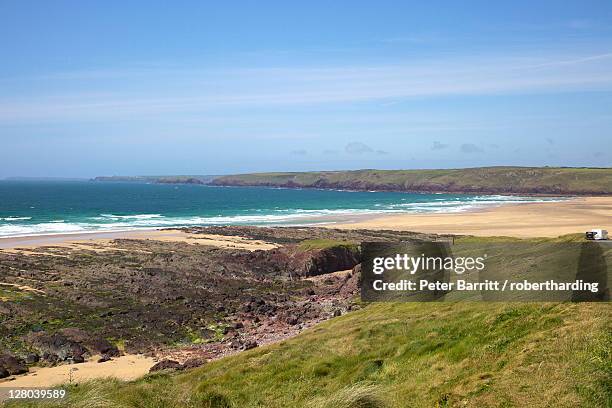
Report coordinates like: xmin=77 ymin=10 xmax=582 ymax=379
xmin=0 ymin=195 xmax=567 ymax=238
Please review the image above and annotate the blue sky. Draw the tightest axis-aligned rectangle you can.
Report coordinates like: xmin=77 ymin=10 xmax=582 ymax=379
xmin=1 ymin=1 xmax=611 ymax=177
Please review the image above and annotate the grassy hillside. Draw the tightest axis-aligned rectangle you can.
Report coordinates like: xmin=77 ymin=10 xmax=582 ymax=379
xmin=7 ymin=302 xmax=610 ymax=408
xmin=210 ymin=167 xmax=612 ymax=195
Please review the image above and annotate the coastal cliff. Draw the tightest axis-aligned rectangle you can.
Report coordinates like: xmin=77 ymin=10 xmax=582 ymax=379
xmin=210 ymin=166 xmax=612 ymax=195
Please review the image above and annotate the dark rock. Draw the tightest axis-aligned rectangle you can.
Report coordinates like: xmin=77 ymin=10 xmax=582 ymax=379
xmin=243 ymin=341 xmax=258 ymax=350
xmin=97 ymin=354 xmax=111 ymax=363
xmin=233 ymin=322 xmax=244 ymax=329
xmin=149 ymin=359 xmax=182 ymax=372
xmin=0 ymin=354 xmax=28 ymax=375
xmin=89 ymin=338 xmax=120 ymax=357
xmin=71 ymin=355 xmax=85 ymax=364
xmin=181 ymin=357 xmax=207 ymax=370
xmin=24 ymin=353 xmax=40 ymax=364
xmin=286 ymin=316 xmax=299 ymax=325
xmin=26 ymin=332 xmax=88 ymax=364
xmin=0 ymin=367 xmax=9 ymax=378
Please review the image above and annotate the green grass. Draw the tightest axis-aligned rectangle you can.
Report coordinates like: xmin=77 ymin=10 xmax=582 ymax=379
xmin=210 ymin=166 xmax=612 ymax=195
xmin=0 ymin=287 xmax=31 ymax=302
xmin=6 ymin=302 xmax=610 ymax=408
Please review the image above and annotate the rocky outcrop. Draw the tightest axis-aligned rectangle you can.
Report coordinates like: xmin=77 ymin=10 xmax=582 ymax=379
xmin=0 ymin=353 xmax=28 ymax=375
xmin=149 ymin=359 xmax=182 ymax=372
xmin=182 ymin=357 xmax=207 ymax=370
xmin=237 ymin=243 xmax=360 ymax=278
xmin=58 ymin=328 xmax=120 ymax=357
xmin=26 ymin=332 xmax=88 ymax=364
xmin=1 ymin=227 xmax=398 ymax=368
xmin=24 ymin=329 xmax=119 ymax=365
xmin=149 ymin=357 xmax=207 ymax=373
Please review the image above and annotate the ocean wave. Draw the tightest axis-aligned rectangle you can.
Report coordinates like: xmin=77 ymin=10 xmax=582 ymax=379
xmin=0 ymin=222 xmax=86 ymax=237
xmin=0 ymin=195 xmax=567 ymax=238
xmin=95 ymin=213 xmax=163 ymax=220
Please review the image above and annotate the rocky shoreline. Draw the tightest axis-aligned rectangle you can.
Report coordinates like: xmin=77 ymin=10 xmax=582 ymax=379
xmin=0 ymin=226 xmax=442 ymax=381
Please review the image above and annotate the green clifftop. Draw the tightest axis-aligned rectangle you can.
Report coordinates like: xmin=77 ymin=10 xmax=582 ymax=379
xmin=210 ymin=166 xmax=612 ymax=195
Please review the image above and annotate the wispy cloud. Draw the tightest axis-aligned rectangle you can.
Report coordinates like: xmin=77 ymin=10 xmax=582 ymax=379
xmin=1 ymin=50 xmax=612 ymax=123
xmin=460 ymin=143 xmax=483 ymax=153
xmin=431 ymin=141 xmax=449 ymax=150
xmin=345 ymin=142 xmax=374 ymax=154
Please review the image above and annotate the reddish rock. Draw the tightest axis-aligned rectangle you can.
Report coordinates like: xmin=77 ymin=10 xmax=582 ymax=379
xmin=149 ymin=359 xmax=182 ymax=372
xmin=182 ymin=357 xmax=207 ymax=369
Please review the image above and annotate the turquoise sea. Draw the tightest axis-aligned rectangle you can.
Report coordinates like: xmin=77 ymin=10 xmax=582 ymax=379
xmin=0 ymin=180 xmax=565 ymax=238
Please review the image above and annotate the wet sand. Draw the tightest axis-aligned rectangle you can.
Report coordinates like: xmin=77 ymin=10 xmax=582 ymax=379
xmin=1 ymin=198 xmax=610 ymax=248
xmin=332 ymin=196 xmax=612 ymax=237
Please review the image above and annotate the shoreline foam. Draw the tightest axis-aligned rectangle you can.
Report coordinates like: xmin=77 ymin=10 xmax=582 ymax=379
xmin=0 ymin=196 xmax=609 ymax=246
xmin=0 ymin=195 xmax=567 ymax=239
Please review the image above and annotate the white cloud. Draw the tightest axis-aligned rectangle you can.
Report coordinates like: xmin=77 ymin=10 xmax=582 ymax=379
xmin=345 ymin=142 xmax=374 ymax=154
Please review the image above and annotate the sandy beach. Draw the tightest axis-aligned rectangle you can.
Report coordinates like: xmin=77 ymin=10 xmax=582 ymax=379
xmin=0 ymin=197 xmax=610 ymax=249
xmin=332 ymin=196 xmax=612 ymax=238
xmin=0 ymin=355 xmax=155 ymax=391
xmin=0 ymin=229 xmax=278 ymax=251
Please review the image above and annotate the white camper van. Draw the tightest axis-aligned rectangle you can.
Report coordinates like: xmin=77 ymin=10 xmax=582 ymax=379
xmin=585 ymin=229 xmax=609 ymax=240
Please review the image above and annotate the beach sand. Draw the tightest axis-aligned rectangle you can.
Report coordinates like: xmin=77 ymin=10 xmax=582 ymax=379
xmin=1 ymin=198 xmax=610 ymax=249
xmin=0 ymin=196 xmax=609 ymax=391
xmin=332 ymin=196 xmax=612 ymax=238
xmin=0 ymin=354 xmax=155 ymax=390
xmin=0 ymin=229 xmax=278 ymax=251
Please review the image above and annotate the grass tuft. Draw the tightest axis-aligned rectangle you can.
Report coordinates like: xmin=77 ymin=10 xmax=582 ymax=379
xmin=306 ymin=384 xmax=386 ymax=408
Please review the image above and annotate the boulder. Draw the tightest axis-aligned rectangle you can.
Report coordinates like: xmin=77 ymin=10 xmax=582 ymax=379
xmin=149 ymin=359 xmax=182 ymax=372
xmin=0 ymin=354 xmax=28 ymax=375
xmin=89 ymin=338 xmax=120 ymax=357
xmin=58 ymin=328 xmax=120 ymax=357
xmin=26 ymin=332 xmax=88 ymax=364
xmin=97 ymin=354 xmax=112 ymax=363
xmin=181 ymin=357 xmax=207 ymax=370
xmin=24 ymin=353 xmax=40 ymax=364
xmin=0 ymin=367 xmax=9 ymax=379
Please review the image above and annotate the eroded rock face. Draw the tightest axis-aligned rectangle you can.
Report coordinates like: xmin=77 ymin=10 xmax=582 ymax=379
xmin=1 ymin=226 xmax=424 ymax=368
xmin=0 ymin=353 xmax=28 ymax=375
xmin=25 ymin=332 xmax=89 ymax=364
xmin=238 ymin=243 xmax=360 ymax=278
xmin=23 ymin=328 xmax=120 ymax=365
xmin=58 ymin=328 xmax=120 ymax=357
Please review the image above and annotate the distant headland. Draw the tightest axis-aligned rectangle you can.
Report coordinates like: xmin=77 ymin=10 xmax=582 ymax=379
xmin=93 ymin=166 xmax=612 ymax=195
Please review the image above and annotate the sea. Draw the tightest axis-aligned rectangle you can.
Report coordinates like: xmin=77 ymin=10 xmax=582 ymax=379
xmin=0 ymin=180 xmax=566 ymax=238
